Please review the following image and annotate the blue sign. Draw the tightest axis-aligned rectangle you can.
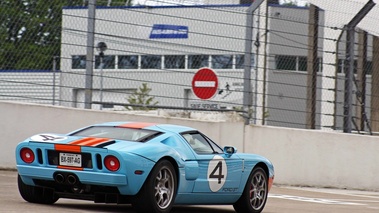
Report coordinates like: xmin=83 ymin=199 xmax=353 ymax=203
xmin=149 ymin=24 xmax=188 ymax=39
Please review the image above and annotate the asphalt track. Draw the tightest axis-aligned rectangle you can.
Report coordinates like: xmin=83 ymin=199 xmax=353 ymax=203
xmin=2 ymin=170 xmax=379 ymax=213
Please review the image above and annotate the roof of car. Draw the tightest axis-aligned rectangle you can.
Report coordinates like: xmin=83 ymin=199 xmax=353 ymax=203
xmin=95 ymin=121 xmax=196 ymax=133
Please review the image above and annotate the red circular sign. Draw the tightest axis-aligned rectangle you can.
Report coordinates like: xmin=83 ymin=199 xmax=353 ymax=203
xmin=191 ymin=68 xmax=218 ymax=100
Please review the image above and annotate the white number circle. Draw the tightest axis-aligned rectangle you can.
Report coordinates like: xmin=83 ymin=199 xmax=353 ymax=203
xmin=30 ymin=134 xmax=67 ymax=142
xmin=207 ymin=155 xmax=227 ymax=192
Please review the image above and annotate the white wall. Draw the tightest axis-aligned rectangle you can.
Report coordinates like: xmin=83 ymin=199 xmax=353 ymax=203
xmin=247 ymin=126 xmax=379 ymax=191
xmin=2 ymin=101 xmax=379 ymax=191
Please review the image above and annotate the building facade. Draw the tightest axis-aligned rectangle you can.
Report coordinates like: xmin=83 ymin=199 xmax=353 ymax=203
xmin=59 ymin=3 xmax=373 ymax=130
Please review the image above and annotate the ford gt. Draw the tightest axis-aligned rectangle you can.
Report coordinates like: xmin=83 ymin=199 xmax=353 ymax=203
xmin=16 ymin=121 xmax=274 ymax=213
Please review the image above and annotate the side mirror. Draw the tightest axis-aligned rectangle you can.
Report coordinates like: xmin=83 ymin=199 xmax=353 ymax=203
xmin=223 ymin=146 xmax=237 ymax=156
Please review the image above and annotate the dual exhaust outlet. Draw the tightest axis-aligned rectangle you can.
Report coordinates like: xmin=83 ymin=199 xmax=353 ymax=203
xmin=54 ymin=172 xmax=78 ymax=185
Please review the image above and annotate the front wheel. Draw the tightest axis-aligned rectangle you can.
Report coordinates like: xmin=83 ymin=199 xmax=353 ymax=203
xmin=132 ymin=160 xmax=177 ymax=213
xmin=233 ymin=167 xmax=268 ymax=213
xmin=18 ymin=174 xmax=58 ymax=204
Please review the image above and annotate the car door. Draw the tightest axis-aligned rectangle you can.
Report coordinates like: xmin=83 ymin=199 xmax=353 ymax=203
xmin=181 ymin=131 xmax=243 ymax=193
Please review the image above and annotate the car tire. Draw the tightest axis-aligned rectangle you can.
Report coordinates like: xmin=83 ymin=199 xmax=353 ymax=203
xmin=18 ymin=174 xmax=58 ymax=204
xmin=132 ymin=160 xmax=177 ymax=213
xmin=233 ymin=167 xmax=268 ymax=213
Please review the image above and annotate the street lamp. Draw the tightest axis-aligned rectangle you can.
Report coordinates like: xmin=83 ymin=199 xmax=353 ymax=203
xmin=96 ymin=42 xmax=107 ymax=110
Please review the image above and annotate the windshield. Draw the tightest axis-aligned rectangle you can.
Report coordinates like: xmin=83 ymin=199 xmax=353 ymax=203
xmin=70 ymin=126 xmax=162 ymax=142
xmin=181 ymin=131 xmax=223 ymax=154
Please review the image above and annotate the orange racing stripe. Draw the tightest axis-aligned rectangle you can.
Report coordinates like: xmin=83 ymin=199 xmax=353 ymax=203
xmin=69 ymin=137 xmax=111 ymax=147
xmin=118 ymin=122 xmax=156 ymax=129
xmin=79 ymin=138 xmax=111 ymax=146
xmin=69 ymin=137 xmax=97 ymax=145
xmin=55 ymin=144 xmax=81 ymax=153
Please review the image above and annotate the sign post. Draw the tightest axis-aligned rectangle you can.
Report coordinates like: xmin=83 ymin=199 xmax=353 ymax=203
xmin=191 ymin=68 xmax=218 ymax=100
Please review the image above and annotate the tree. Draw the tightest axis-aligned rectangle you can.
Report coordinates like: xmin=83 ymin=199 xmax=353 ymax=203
xmin=0 ymin=0 xmax=133 ymax=70
xmin=125 ymin=83 xmax=158 ymax=111
xmin=0 ymin=0 xmax=83 ymax=70
xmin=281 ymin=0 xmax=299 ymax=6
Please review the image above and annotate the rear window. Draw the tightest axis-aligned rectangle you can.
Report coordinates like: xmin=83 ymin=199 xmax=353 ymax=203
xmin=70 ymin=126 xmax=162 ymax=142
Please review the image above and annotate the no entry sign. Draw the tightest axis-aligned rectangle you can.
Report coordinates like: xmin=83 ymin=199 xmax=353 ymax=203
xmin=191 ymin=68 xmax=218 ymax=100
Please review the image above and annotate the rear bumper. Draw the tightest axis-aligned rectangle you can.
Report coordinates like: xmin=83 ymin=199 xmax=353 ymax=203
xmin=17 ymin=165 xmax=127 ymax=186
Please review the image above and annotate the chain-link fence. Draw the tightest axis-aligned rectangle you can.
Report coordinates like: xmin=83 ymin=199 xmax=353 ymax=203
xmin=1 ymin=0 xmax=378 ymax=132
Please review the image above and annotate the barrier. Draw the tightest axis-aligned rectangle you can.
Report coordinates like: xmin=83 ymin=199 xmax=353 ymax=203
xmin=2 ymin=101 xmax=378 ymax=191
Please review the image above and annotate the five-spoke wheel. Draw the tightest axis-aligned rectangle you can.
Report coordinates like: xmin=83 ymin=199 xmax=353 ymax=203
xmin=133 ymin=160 xmax=177 ymax=213
xmin=233 ymin=167 xmax=268 ymax=213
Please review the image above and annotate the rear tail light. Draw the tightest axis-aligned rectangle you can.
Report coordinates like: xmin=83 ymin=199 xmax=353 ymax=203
xmin=20 ymin=148 xmax=35 ymax=164
xmin=104 ymin=155 xmax=120 ymax=171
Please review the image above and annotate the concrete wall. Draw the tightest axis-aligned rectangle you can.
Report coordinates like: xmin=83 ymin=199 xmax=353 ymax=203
xmin=2 ymin=101 xmax=379 ymax=191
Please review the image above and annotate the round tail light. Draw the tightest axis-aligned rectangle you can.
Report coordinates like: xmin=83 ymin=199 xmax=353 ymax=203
xmin=104 ymin=155 xmax=120 ymax=172
xmin=20 ymin=148 xmax=35 ymax=164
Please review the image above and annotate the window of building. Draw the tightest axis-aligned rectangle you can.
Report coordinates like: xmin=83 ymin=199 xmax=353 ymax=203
xmin=317 ymin=57 xmax=323 ymax=72
xmin=188 ymin=55 xmax=209 ymax=69
xmin=95 ymin=55 xmax=115 ymax=69
xmin=337 ymin=59 xmax=373 ymax=75
xmin=298 ymin=56 xmax=307 ymax=71
xmin=276 ymin=55 xmax=296 ymax=71
xmin=366 ymin=61 xmax=372 ymax=75
xmin=338 ymin=59 xmax=358 ymax=74
xmin=275 ymin=55 xmax=323 ymax=72
xmin=141 ymin=55 xmax=162 ymax=69
xmin=71 ymin=54 xmax=270 ymax=71
xmin=118 ymin=55 xmax=138 ymax=69
xmin=212 ymin=55 xmax=233 ymax=69
xmin=164 ymin=55 xmax=185 ymax=69
xmin=235 ymin=54 xmax=255 ymax=69
xmin=72 ymin=55 xmax=86 ymax=69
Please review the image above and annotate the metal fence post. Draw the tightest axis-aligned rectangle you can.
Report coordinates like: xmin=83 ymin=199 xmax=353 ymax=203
xmin=52 ymin=56 xmax=58 ymax=105
xmin=243 ymin=0 xmax=264 ymax=125
xmin=84 ymin=0 xmax=96 ymax=109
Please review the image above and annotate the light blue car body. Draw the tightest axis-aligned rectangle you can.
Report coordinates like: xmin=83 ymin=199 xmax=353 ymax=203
xmin=16 ymin=121 xmax=274 ymax=205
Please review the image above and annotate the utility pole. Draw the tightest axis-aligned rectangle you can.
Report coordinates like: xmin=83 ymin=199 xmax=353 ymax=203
xmin=371 ymin=36 xmax=379 ymax=131
xmin=343 ymin=0 xmax=375 ymax=133
xmin=356 ymin=30 xmax=367 ymax=131
xmin=306 ymin=4 xmax=319 ymax=129
xmin=243 ymin=0 xmax=265 ymax=125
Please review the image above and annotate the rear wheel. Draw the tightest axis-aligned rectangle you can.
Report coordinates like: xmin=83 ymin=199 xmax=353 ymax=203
xmin=132 ymin=160 xmax=177 ymax=213
xmin=18 ymin=174 xmax=58 ymax=204
xmin=233 ymin=167 xmax=268 ymax=213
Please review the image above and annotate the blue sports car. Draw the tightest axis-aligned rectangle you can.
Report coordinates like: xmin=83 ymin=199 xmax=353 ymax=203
xmin=16 ymin=121 xmax=274 ymax=213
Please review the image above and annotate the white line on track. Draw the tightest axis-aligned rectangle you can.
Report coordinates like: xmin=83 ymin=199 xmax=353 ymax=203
xmin=268 ymin=194 xmax=364 ymax=205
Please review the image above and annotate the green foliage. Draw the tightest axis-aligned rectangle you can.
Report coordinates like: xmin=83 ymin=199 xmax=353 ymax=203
xmin=281 ymin=0 xmax=298 ymax=6
xmin=0 ymin=0 xmax=133 ymax=70
xmin=125 ymin=83 xmax=158 ymax=111
xmin=0 ymin=0 xmax=83 ymax=70
xmin=97 ymin=0 xmax=133 ymax=6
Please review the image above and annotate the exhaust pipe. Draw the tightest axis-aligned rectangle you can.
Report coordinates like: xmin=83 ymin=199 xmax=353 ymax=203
xmin=54 ymin=173 xmax=65 ymax=184
xmin=67 ymin=174 xmax=77 ymax=185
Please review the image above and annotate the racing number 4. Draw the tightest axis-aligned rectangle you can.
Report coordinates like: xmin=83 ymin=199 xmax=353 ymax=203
xmin=209 ymin=161 xmax=224 ymax=184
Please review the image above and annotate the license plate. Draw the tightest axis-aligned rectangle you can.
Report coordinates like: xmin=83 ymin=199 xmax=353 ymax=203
xmin=59 ymin=153 xmax=82 ymax=167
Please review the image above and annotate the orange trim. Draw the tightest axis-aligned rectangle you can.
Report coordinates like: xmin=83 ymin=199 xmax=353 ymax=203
xmin=69 ymin=137 xmax=110 ymax=146
xmin=55 ymin=144 xmax=81 ymax=153
xmin=80 ymin=138 xmax=110 ymax=146
xmin=118 ymin=122 xmax=156 ymax=129
xmin=268 ymin=176 xmax=274 ymax=191
xmin=69 ymin=137 xmax=96 ymax=145
xmin=57 ymin=165 xmax=84 ymax=171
